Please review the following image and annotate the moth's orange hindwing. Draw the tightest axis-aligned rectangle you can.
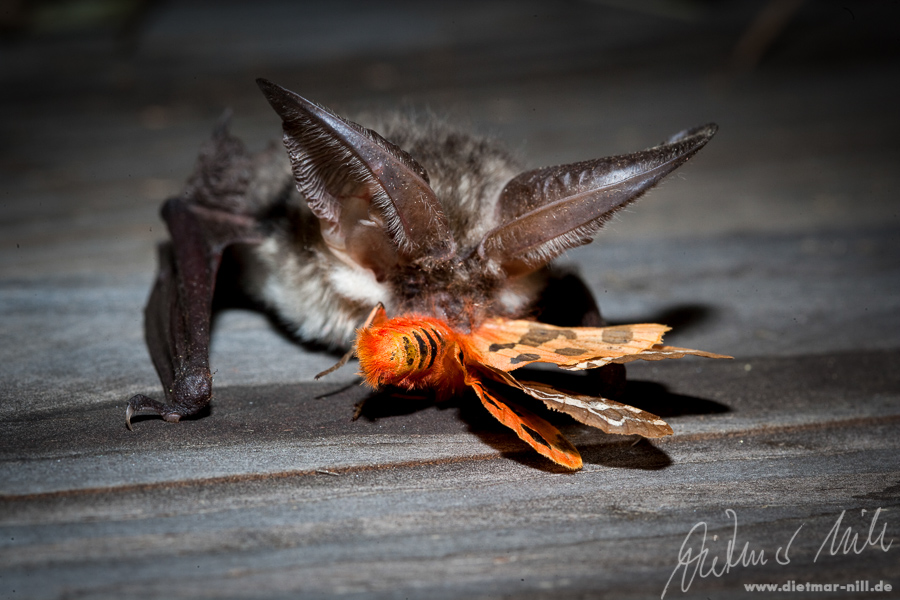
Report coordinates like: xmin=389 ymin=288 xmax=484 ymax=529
xmin=356 ymin=315 xmax=469 ymax=392
xmin=470 ymin=319 xmax=670 ymax=372
xmin=465 ymin=372 xmax=582 ymax=470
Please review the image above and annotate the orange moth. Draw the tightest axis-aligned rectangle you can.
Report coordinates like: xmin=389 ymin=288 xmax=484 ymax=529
xmin=319 ymin=303 xmax=731 ymax=470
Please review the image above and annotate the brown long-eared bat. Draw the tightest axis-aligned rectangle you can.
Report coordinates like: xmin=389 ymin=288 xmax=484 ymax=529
xmin=125 ymin=78 xmax=717 ymax=429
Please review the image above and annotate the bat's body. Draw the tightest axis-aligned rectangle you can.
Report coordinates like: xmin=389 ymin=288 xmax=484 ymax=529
xmin=126 ymin=79 xmax=717 ymax=437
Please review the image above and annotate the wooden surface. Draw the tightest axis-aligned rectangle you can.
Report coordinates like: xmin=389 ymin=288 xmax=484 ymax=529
xmin=2 ymin=1 xmax=899 ymax=598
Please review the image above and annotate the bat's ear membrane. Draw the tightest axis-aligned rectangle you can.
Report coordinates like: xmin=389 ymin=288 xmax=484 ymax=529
xmin=256 ymin=79 xmax=457 ymax=277
xmin=475 ymin=123 xmax=718 ymax=277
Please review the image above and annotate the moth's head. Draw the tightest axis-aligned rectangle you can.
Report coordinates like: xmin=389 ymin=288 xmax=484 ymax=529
xmin=356 ymin=321 xmax=421 ymax=389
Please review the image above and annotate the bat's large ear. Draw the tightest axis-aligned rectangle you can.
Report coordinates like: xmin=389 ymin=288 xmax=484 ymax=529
xmin=257 ymin=79 xmax=456 ymax=277
xmin=475 ymin=124 xmax=717 ymax=277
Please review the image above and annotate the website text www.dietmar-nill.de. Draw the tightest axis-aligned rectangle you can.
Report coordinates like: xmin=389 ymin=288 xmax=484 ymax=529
xmin=743 ymin=580 xmax=892 ymax=593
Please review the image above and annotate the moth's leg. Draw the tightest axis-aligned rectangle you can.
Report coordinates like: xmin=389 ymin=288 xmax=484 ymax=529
xmin=315 ymin=303 xmax=388 ymax=380
xmin=535 ymin=271 xmax=627 ymax=398
xmin=316 ymin=348 xmax=357 ymax=381
xmin=352 ymin=399 xmax=366 ymax=421
xmin=126 ymin=198 xmax=264 ymax=428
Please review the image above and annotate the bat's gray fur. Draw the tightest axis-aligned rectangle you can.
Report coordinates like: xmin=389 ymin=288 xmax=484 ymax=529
xmin=233 ymin=110 xmax=544 ymax=348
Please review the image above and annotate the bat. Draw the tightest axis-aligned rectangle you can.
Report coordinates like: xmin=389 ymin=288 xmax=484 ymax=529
xmin=126 ymin=79 xmax=721 ymax=465
xmin=319 ymin=303 xmax=729 ymax=469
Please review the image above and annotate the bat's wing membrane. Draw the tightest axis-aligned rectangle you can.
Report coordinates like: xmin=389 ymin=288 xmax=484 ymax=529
xmin=127 ymin=124 xmax=268 ymax=428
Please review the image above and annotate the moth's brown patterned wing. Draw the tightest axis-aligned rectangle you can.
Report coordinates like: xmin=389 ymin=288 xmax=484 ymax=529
xmin=515 ymin=381 xmax=672 ymax=438
xmin=476 ymin=365 xmax=672 ymax=438
xmin=618 ymin=344 xmax=733 ymax=362
xmin=470 ymin=319 xmax=669 ymax=372
xmin=464 ymin=372 xmax=583 ymax=470
xmin=561 ymin=344 xmax=734 ymax=370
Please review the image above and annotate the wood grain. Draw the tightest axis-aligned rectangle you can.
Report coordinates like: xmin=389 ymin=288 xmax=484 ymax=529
xmin=2 ymin=1 xmax=898 ymax=598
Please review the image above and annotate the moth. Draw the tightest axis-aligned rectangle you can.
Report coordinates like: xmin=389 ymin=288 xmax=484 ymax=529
xmin=126 ymin=79 xmax=722 ymax=466
xmin=320 ymin=303 xmax=728 ymax=469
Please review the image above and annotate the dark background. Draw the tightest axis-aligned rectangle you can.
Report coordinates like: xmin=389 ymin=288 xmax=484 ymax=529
xmin=2 ymin=1 xmax=899 ymax=598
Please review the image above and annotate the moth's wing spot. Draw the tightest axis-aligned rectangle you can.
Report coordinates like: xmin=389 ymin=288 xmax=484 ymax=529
xmin=519 ymin=326 xmax=577 ymax=347
xmin=521 ymin=424 xmax=551 ymax=451
xmin=602 ymin=329 xmax=634 ymax=344
xmin=488 ymin=342 xmax=517 ymax=352
xmin=553 ymin=347 xmax=586 ymax=356
xmin=481 ymin=394 xmax=502 ymax=410
xmin=510 ymin=353 xmax=541 ymax=365
xmin=518 ymin=327 xmax=557 ymax=346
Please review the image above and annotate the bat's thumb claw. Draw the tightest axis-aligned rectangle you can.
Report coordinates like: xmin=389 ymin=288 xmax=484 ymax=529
xmin=125 ymin=393 xmax=176 ymax=429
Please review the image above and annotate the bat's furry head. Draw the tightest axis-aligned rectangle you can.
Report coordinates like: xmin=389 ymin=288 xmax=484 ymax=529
xmin=231 ymin=80 xmax=716 ymax=347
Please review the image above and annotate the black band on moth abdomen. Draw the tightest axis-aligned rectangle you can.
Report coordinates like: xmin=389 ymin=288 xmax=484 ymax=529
xmin=420 ymin=327 xmax=439 ymax=369
xmin=411 ymin=330 xmax=429 ymax=370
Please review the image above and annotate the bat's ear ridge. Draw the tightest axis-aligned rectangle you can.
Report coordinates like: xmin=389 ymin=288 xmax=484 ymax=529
xmin=474 ymin=122 xmax=718 ymax=277
xmin=256 ymin=79 xmax=457 ymax=261
xmin=664 ymin=122 xmax=718 ymax=145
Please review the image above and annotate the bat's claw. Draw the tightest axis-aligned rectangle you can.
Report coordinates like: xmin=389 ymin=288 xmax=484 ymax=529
xmin=125 ymin=394 xmax=184 ymax=430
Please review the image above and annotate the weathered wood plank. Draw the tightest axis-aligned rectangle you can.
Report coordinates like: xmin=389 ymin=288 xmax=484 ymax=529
xmin=2 ymin=1 xmax=899 ymax=598
xmin=2 ymin=349 xmax=898 ymax=496
xmin=2 ymin=420 xmax=897 ymax=599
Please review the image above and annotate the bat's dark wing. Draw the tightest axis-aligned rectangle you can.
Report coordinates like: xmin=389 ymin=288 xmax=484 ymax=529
xmin=126 ymin=123 xmax=268 ymax=428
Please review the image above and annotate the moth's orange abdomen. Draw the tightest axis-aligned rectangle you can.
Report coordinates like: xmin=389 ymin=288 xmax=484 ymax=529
xmin=356 ymin=316 xmax=472 ymax=393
